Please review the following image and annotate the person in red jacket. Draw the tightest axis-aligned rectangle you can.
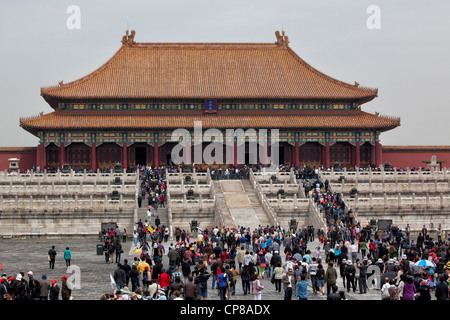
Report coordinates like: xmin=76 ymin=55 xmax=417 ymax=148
xmin=157 ymin=269 xmax=171 ymax=295
xmin=220 ymin=249 xmax=230 ymax=264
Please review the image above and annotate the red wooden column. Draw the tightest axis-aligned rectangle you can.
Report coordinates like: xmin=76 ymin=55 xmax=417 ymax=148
xmin=324 ymin=142 xmax=331 ymax=168
xmin=153 ymin=142 xmax=159 ymax=167
xmin=122 ymin=142 xmax=128 ymax=169
xmin=294 ymin=142 xmax=300 ymax=167
xmin=355 ymin=141 xmax=361 ymax=168
xmin=37 ymin=142 xmax=45 ymax=171
xmin=91 ymin=143 xmax=97 ymax=172
xmin=233 ymin=141 xmax=238 ymax=166
xmin=59 ymin=142 xmax=66 ymax=168
xmin=375 ymin=141 xmax=382 ymax=167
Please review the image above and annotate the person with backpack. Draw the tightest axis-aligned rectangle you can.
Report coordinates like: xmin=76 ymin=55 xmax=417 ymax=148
xmin=216 ymin=267 xmax=229 ymax=300
xmin=115 ymin=241 xmax=123 ymax=264
xmin=309 ymin=257 xmax=319 ymax=294
xmin=225 ymin=265 xmax=235 ymax=299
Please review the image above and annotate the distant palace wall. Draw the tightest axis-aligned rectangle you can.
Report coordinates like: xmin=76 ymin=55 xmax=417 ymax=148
xmin=0 ymin=148 xmax=36 ymax=171
xmin=1 ymin=146 xmax=450 ymax=171
xmin=382 ymin=146 xmax=450 ymax=170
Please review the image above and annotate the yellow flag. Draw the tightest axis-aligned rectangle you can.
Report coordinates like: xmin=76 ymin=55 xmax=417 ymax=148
xmin=148 ymin=227 xmax=154 ymax=233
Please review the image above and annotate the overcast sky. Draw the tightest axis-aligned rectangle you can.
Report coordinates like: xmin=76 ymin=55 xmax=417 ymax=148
xmin=0 ymin=0 xmax=449 ymax=147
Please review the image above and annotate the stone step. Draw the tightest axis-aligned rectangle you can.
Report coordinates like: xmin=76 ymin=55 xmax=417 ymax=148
xmin=137 ymin=207 xmax=169 ymax=229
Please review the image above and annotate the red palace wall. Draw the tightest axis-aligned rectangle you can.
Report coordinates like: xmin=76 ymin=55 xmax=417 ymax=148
xmin=0 ymin=147 xmax=37 ymax=171
xmin=382 ymin=146 xmax=450 ymax=170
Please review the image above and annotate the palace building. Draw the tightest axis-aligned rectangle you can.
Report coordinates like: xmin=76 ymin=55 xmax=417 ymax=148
xmin=18 ymin=30 xmax=401 ymax=171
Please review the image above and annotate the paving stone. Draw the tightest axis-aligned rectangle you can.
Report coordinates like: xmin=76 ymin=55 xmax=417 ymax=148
xmin=0 ymin=237 xmax=385 ymax=300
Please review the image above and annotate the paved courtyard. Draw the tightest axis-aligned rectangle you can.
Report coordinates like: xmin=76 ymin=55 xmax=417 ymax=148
xmin=0 ymin=235 xmax=384 ymax=300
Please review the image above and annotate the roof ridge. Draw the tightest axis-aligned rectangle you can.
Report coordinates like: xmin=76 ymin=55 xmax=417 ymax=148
xmin=40 ymin=45 xmax=125 ymax=95
xmin=284 ymin=46 xmax=378 ymax=96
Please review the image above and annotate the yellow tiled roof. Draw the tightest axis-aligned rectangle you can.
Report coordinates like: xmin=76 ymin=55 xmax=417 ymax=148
xmin=40 ymin=32 xmax=378 ymax=102
xmin=20 ymin=110 xmax=400 ymax=134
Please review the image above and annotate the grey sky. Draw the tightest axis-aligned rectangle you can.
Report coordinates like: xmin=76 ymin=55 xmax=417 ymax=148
xmin=0 ymin=1 xmax=449 ymax=147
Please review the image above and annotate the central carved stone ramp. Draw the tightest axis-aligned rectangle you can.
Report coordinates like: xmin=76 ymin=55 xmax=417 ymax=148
xmin=218 ymin=180 xmax=268 ymax=231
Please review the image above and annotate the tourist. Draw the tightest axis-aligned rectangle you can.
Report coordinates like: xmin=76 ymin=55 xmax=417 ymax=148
xmin=107 ymin=240 xmax=115 ymax=264
xmin=173 ymin=290 xmax=183 ymax=300
xmin=122 ymin=229 xmax=127 ymax=243
xmin=169 ymin=277 xmax=184 ymax=299
xmin=130 ymin=265 xmax=139 ymax=292
xmin=325 ymin=262 xmax=337 ymax=297
xmin=345 ymin=261 xmax=356 ymax=293
xmin=121 ymin=259 xmax=132 ymax=288
xmin=115 ymin=241 xmax=123 ymax=264
xmin=256 ymin=251 xmax=266 ymax=278
xmin=380 ymin=277 xmax=391 ymax=300
xmin=435 ymin=275 xmax=449 ymax=300
xmin=327 ymin=285 xmax=341 ymax=300
xmin=39 ymin=274 xmax=50 ymax=300
xmin=252 ymin=274 xmax=264 ymax=300
xmin=217 ymin=267 xmax=229 ymax=300
xmin=48 ymin=246 xmax=57 ymax=269
xmin=416 ymin=280 xmax=432 ymax=300
xmin=64 ymin=247 xmax=72 ymax=267
xmin=157 ymin=268 xmax=171 ymax=295
xmin=296 ymin=274 xmax=309 ymax=300
xmin=133 ymin=230 xmax=138 ymax=246
xmin=357 ymin=259 xmax=368 ymax=294
xmin=61 ymin=275 xmax=71 ymax=300
xmin=114 ymin=263 xmax=126 ymax=290
xmin=29 ymin=278 xmax=40 ymax=300
xmin=240 ymin=265 xmax=251 ymax=295
xmin=309 ymin=257 xmax=319 ymax=294
xmin=282 ymin=268 xmax=294 ymax=300
xmin=273 ymin=262 xmax=284 ymax=293
xmin=184 ymin=276 xmax=197 ymax=300
xmin=316 ymin=263 xmax=325 ymax=295
xmin=49 ymin=279 xmax=60 ymax=300
xmin=0 ymin=279 xmax=6 ymax=300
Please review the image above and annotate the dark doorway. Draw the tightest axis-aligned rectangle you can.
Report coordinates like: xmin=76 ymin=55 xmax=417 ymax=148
xmin=166 ymin=154 xmax=174 ymax=166
xmin=135 ymin=147 xmax=147 ymax=166
xmin=279 ymin=146 xmax=285 ymax=165
xmin=271 ymin=145 xmax=284 ymax=165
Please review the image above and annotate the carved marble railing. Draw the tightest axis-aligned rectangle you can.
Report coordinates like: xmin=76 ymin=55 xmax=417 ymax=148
xmin=249 ymin=170 xmax=279 ymax=227
xmin=321 ymin=168 xmax=450 ymax=183
xmin=165 ymin=169 xmax=209 ymax=184
xmin=250 ymin=168 xmax=294 ymax=184
xmin=331 ymin=181 xmax=450 ymax=194
xmin=0 ymin=170 xmax=138 ymax=183
xmin=0 ymin=193 xmax=136 ymax=213
xmin=344 ymin=192 xmax=448 ymax=210
xmin=307 ymin=195 xmax=328 ymax=232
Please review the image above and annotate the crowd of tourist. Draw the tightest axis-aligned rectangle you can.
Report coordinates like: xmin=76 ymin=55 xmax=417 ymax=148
xmin=0 ymin=245 xmax=74 ymax=300
xmin=92 ymin=164 xmax=450 ymax=301
xmin=304 ymin=173 xmax=450 ymax=300
xmin=2 ymin=164 xmax=449 ymax=301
